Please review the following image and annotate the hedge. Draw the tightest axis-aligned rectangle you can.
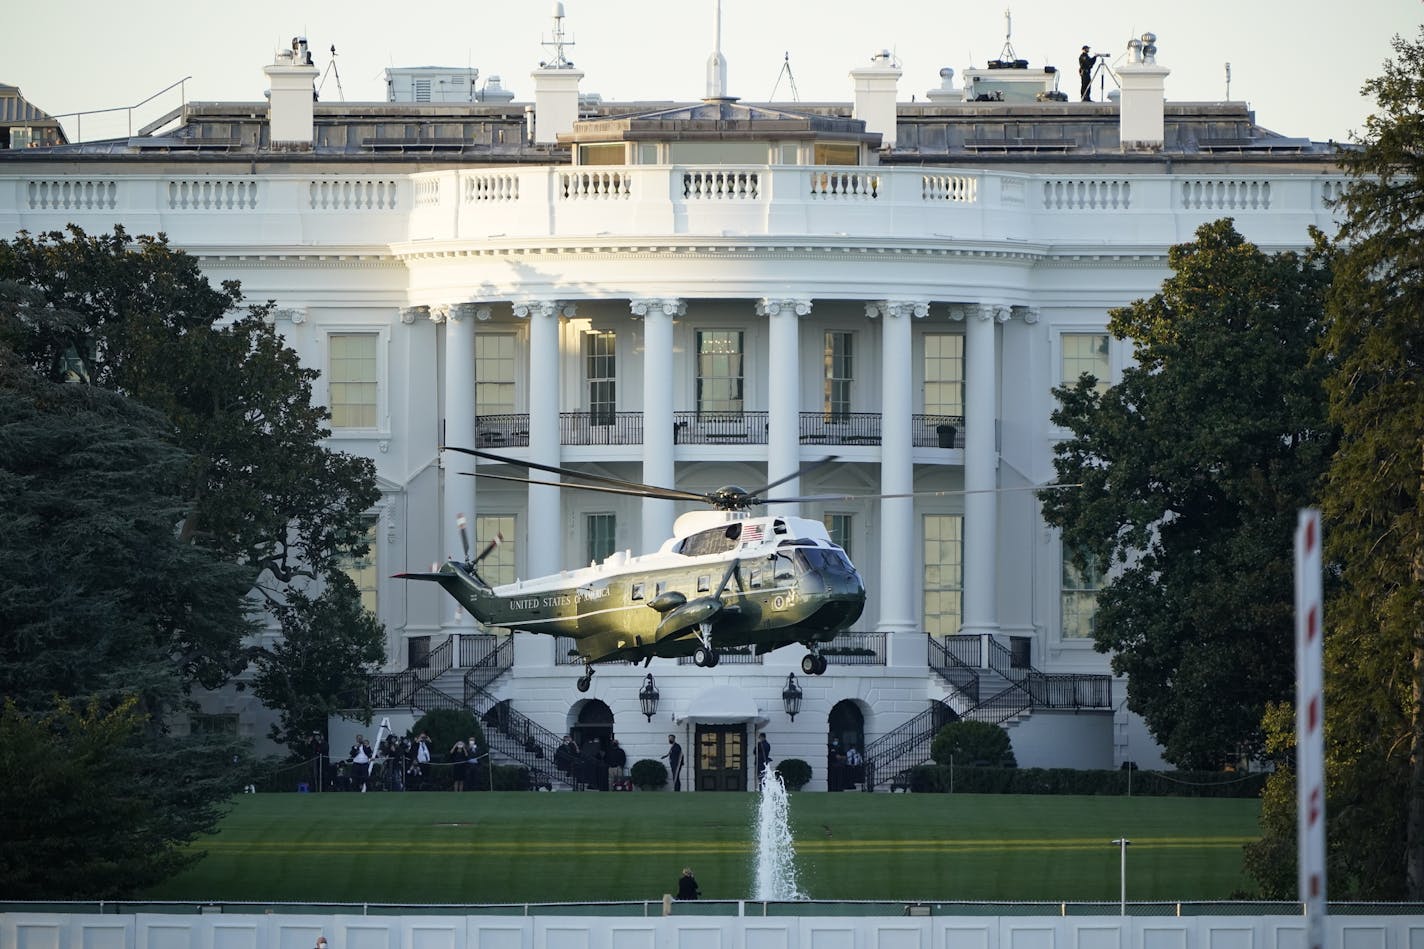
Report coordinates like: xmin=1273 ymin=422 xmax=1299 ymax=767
xmin=905 ymin=764 xmax=1267 ymax=798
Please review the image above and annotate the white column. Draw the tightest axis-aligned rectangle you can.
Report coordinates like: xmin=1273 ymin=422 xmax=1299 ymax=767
xmin=514 ymin=300 xmax=571 ymax=579
xmin=870 ymin=302 xmax=927 ymax=658
xmin=956 ymin=303 xmax=1005 ymax=638
xmin=632 ymin=298 xmax=683 ymax=552
xmin=758 ymin=299 xmax=810 ymax=502
xmin=434 ymin=304 xmax=485 ymax=633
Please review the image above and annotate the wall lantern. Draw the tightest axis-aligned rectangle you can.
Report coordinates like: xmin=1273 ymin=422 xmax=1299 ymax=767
xmin=639 ymin=673 xmax=660 ymax=721
xmin=782 ymin=672 xmax=803 ymax=721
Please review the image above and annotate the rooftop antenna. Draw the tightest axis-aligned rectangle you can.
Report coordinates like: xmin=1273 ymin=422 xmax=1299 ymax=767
xmin=706 ymin=0 xmax=728 ymax=99
xmin=317 ymin=45 xmax=345 ymax=102
xmin=540 ymin=1 xmax=575 ymax=69
xmin=999 ymin=7 xmax=1017 ymax=62
xmin=769 ymin=51 xmax=800 ymax=102
xmin=1224 ymin=62 xmax=1231 ymax=100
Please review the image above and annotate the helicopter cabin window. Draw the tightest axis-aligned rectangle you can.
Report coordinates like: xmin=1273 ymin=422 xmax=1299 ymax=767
xmin=476 ymin=515 xmax=516 ymax=586
xmin=748 ymin=568 xmax=763 ymax=588
xmin=695 ymin=330 xmax=744 ymax=415
xmin=678 ymin=522 xmax=742 ymax=557
xmin=475 ymin=334 xmax=517 ymax=416
xmin=329 ymin=333 xmax=379 ymax=429
xmin=630 ymin=582 xmax=645 ymax=601
xmin=697 ymin=575 xmax=711 ymax=593
xmin=583 ymin=331 xmax=617 ymax=426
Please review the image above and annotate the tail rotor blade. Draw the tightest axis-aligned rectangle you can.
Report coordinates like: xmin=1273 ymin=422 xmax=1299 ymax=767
xmin=474 ymin=532 xmax=503 ymax=566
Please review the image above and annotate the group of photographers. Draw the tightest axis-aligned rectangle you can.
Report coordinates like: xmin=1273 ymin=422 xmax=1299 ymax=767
xmin=301 ymin=730 xmax=486 ymax=792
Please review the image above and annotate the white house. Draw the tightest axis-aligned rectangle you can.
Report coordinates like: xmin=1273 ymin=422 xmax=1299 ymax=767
xmin=0 ymin=16 xmax=1345 ymax=791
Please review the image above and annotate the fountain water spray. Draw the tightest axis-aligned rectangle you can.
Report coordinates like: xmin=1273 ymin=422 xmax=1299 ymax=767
xmin=752 ymin=766 xmax=802 ymax=900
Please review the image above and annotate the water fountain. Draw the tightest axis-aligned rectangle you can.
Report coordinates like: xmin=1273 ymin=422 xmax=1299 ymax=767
xmin=752 ymin=766 xmax=802 ymax=900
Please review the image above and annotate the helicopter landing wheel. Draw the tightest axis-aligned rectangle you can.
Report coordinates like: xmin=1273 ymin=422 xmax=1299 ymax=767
xmin=815 ymin=655 xmax=828 ymax=675
xmin=802 ymin=653 xmax=818 ymax=675
xmin=707 ymin=650 xmax=720 ymax=668
xmin=576 ymin=673 xmax=592 ymax=692
xmin=694 ymin=645 xmax=718 ymax=668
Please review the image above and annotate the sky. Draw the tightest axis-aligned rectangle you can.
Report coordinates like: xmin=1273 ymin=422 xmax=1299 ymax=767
xmin=6 ymin=0 xmax=1421 ymax=144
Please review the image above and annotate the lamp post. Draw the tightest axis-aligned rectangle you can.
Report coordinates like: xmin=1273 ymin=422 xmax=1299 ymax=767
xmin=1111 ymin=837 xmax=1131 ymax=915
xmin=638 ymin=673 xmax=660 ymax=721
xmin=782 ymin=672 xmax=803 ymax=721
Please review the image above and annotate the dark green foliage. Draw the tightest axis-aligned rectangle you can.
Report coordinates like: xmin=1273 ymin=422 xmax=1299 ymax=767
xmin=411 ymin=709 xmax=484 ymax=756
xmin=906 ymin=764 xmax=1267 ymax=798
xmin=631 ymin=758 xmax=668 ymax=790
xmin=1301 ymin=26 xmax=1424 ymax=901
xmin=1041 ymin=219 xmax=1333 ymax=769
xmin=250 ymin=573 xmax=386 ymax=751
xmin=930 ymin=720 xmax=1017 ymax=767
xmin=775 ymin=757 xmax=812 ymax=790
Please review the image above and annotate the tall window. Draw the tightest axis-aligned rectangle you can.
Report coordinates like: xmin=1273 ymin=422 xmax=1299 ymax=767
xmin=823 ymin=513 xmax=854 ymax=558
xmin=476 ymin=515 xmax=516 ymax=586
xmin=1062 ymin=333 xmax=1110 ymax=395
xmin=329 ymin=333 xmax=378 ymax=428
xmin=696 ymin=330 xmax=744 ymax=415
xmin=339 ymin=520 xmax=378 ymax=615
xmin=923 ymin=334 xmax=965 ymax=417
xmin=923 ymin=514 xmax=963 ymax=635
xmin=1061 ymin=544 xmax=1103 ymax=640
xmin=476 ymin=334 xmax=516 ymax=415
xmin=584 ymin=331 xmax=616 ymax=425
xmin=586 ymin=513 xmax=617 ymax=565
xmin=823 ymin=331 xmax=853 ymax=420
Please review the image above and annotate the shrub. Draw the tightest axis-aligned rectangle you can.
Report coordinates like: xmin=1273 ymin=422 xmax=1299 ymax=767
xmin=775 ymin=758 xmax=812 ymax=791
xmin=411 ymin=708 xmax=484 ymax=756
xmin=930 ymin=720 xmax=1016 ymax=767
xmin=631 ymin=758 xmax=668 ymax=790
xmin=903 ymin=764 xmax=1268 ymax=797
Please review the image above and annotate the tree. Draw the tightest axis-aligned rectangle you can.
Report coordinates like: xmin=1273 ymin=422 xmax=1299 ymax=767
xmin=930 ymin=720 xmax=1016 ymax=767
xmin=0 ymin=357 xmax=253 ymax=896
xmin=0 ymin=226 xmax=381 ymax=720
xmin=1309 ymin=26 xmax=1424 ymax=900
xmin=249 ymin=573 xmax=386 ymax=751
xmin=1040 ymin=219 xmax=1334 ymax=769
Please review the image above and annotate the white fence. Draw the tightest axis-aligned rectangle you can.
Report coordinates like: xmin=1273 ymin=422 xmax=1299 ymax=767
xmin=4 ymin=912 xmax=1420 ymax=949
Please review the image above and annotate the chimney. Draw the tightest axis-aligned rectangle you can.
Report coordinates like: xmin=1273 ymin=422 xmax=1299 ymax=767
xmin=851 ymin=51 xmax=902 ymax=149
xmin=1116 ymin=33 xmax=1170 ymax=151
xmin=264 ymin=37 xmax=318 ymax=148
xmin=531 ymin=66 xmax=584 ymax=145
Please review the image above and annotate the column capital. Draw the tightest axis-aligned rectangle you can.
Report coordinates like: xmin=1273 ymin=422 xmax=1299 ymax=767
xmin=428 ymin=304 xmax=450 ymax=325
xmin=947 ymin=303 xmax=1010 ymax=323
xmin=756 ymin=298 xmax=813 ymax=317
xmin=1015 ymin=305 xmax=1040 ymax=324
xmin=865 ymin=300 xmax=929 ymax=320
xmin=266 ymin=304 xmax=307 ymax=325
xmin=399 ymin=305 xmax=428 ymax=325
xmin=513 ymin=300 xmax=578 ymax=320
xmin=629 ymin=298 xmax=687 ymax=318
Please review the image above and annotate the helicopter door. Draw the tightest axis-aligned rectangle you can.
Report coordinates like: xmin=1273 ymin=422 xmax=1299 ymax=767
xmin=694 ymin=726 xmax=746 ymax=792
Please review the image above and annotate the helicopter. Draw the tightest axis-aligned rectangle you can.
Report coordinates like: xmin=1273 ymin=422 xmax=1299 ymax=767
xmin=398 ymin=448 xmax=867 ymax=692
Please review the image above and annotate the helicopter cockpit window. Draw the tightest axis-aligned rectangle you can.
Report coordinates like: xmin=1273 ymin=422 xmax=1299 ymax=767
xmin=773 ymin=552 xmax=796 ymax=582
xmin=631 ymin=582 xmax=645 ymax=601
xmin=748 ymin=568 xmax=762 ymax=588
xmin=697 ymin=575 xmax=711 ymax=592
xmin=679 ymin=524 xmax=742 ymax=557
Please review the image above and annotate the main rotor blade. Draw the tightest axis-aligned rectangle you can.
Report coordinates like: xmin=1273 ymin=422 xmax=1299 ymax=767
xmin=465 ymin=470 xmax=702 ymax=503
xmin=443 ymin=445 xmax=695 ymax=500
xmin=752 ymin=455 xmax=838 ymax=497
xmin=787 ymin=483 xmax=1084 ymax=503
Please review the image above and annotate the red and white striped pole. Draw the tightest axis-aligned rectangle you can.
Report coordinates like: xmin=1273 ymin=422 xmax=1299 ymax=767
xmin=1295 ymin=508 xmax=1326 ymax=949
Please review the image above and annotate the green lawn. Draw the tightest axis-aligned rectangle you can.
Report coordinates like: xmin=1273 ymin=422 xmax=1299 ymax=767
xmin=145 ymin=791 xmax=1261 ymax=905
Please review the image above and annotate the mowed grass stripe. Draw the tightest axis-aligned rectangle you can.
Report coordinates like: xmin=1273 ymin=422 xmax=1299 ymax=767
xmin=152 ymin=792 xmax=1262 ymax=903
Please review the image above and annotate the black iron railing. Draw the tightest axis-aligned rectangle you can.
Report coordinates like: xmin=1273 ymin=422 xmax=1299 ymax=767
xmin=369 ymin=636 xmax=454 ymax=708
xmin=823 ymin=632 xmax=887 ymax=665
xmin=672 ymin=411 xmax=770 ymax=445
xmin=799 ymin=413 xmax=882 ymax=445
xmin=928 ymin=636 xmax=979 ymax=701
xmin=461 ymin=634 xmax=513 ymax=693
xmin=473 ymin=414 xmax=530 ymax=448
xmin=912 ymin=414 xmax=964 ymax=449
xmin=464 ymin=684 xmax=576 ymax=790
xmin=560 ymin=411 xmax=644 ymax=446
xmin=554 ymin=636 xmax=636 ymax=666
xmin=862 ymin=701 xmax=959 ymax=791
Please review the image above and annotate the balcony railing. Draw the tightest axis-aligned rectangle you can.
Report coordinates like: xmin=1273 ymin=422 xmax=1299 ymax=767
xmin=469 ymin=411 xmax=964 ymax=449
xmin=823 ymin=632 xmax=887 ymax=665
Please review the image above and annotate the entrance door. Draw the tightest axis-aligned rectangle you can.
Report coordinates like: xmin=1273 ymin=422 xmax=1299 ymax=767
xmin=695 ymin=725 xmax=746 ymax=791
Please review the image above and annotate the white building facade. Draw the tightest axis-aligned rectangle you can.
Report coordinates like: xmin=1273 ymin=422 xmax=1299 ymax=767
xmin=0 ymin=27 xmax=1346 ymax=790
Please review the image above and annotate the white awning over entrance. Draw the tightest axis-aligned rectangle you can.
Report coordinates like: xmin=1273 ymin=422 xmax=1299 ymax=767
xmin=682 ymin=684 xmax=767 ymax=724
